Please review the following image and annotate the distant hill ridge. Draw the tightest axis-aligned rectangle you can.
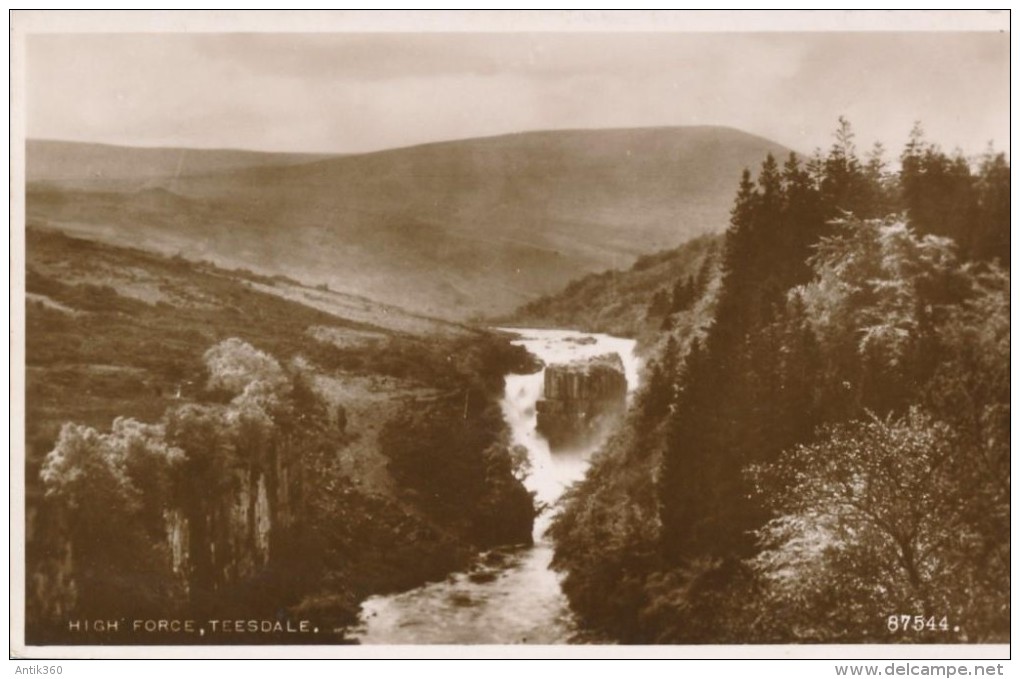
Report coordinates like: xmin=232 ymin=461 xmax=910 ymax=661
xmin=27 ymin=139 xmax=333 ymax=186
xmin=27 ymin=126 xmax=791 ymax=319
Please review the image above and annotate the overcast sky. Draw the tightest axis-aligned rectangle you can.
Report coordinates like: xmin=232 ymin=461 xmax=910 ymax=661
xmin=27 ymin=31 xmax=1009 ymax=156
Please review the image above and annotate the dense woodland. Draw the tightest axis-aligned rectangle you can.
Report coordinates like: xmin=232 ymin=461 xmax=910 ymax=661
xmin=549 ymin=120 xmax=1010 ymax=643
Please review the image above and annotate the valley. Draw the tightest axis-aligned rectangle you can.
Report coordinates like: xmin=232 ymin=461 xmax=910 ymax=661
xmin=22 ymin=121 xmax=725 ymax=643
xmin=24 ymin=226 xmax=537 ymax=644
xmin=24 ymin=126 xmax=752 ymax=646
xmin=27 ymin=126 xmax=789 ymax=319
xmin=17 ymin=25 xmax=1010 ymax=655
xmin=22 ymin=119 xmax=1009 ymax=647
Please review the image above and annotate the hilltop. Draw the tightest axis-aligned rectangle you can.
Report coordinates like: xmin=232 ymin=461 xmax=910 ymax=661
xmin=27 ymin=126 xmax=791 ymax=319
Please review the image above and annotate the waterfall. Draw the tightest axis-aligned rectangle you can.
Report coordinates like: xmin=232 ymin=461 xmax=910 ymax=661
xmin=354 ymin=328 xmax=640 ymax=644
xmin=499 ymin=329 xmax=641 ymax=538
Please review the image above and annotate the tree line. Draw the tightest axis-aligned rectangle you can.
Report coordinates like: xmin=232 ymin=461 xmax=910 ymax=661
xmin=550 ymin=119 xmax=1009 ymax=643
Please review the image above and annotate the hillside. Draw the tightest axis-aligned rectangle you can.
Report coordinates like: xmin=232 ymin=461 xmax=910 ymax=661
xmin=26 ymin=126 xmax=791 ymax=319
xmin=24 ymin=225 xmax=536 ymax=644
xmin=502 ymin=234 xmax=721 ymax=347
xmin=27 ymin=139 xmax=330 ymax=188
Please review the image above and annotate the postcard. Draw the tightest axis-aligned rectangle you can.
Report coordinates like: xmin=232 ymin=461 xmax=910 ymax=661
xmin=10 ymin=10 xmax=1011 ymax=660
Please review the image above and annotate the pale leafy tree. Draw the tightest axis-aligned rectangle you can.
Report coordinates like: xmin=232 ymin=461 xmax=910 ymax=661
xmin=922 ymin=265 xmax=1010 ymax=634
xmin=796 ymin=216 xmax=959 ymax=367
xmin=36 ymin=338 xmax=338 ymax=620
xmin=203 ymin=337 xmax=288 ymax=397
xmin=231 ymin=390 xmax=276 ymax=467
xmin=750 ymin=409 xmax=979 ymax=642
xmin=42 ymin=425 xmax=112 ymax=495
xmin=108 ymin=418 xmax=186 ymax=535
xmin=40 ymin=340 xmax=291 ymax=549
xmin=231 ymin=379 xmax=284 ymax=420
xmin=40 ymin=418 xmax=185 ymax=615
xmin=41 ymin=418 xmax=182 ymax=515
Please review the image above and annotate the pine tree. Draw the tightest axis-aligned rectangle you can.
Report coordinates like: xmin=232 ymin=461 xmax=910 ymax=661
xmin=780 ymin=152 xmax=823 ymax=287
xmin=693 ymin=247 xmax=715 ymax=297
xmin=641 ymin=335 xmax=680 ymax=423
xmin=720 ymin=168 xmax=760 ymax=295
xmin=647 ymin=288 xmax=671 ymax=318
xmin=821 ymin=116 xmax=868 ymax=217
xmin=899 ymin=127 xmax=980 ymax=254
xmin=863 ymin=141 xmax=896 ymax=217
xmin=973 ymin=149 xmax=1010 ymax=264
xmin=671 ymin=275 xmax=697 ymax=313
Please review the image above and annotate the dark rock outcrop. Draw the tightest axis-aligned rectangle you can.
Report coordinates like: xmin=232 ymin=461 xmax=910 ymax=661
xmin=536 ymin=353 xmax=627 ymax=450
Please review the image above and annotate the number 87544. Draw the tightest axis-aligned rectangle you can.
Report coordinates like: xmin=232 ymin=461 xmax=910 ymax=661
xmin=887 ymin=615 xmax=949 ymax=633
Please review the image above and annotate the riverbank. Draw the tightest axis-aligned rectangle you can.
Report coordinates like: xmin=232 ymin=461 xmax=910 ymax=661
xmin=24 ymin=230 xmax=538 ymax=645
xmin=354 ymin=329 xmax=639 ymax=644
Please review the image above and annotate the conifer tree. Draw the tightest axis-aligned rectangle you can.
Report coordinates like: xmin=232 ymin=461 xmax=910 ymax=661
xmin=973 ymin=149 xmax=1011 ymax=264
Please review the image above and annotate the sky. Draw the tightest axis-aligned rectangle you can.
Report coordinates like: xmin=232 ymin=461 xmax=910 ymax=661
xmin=26 ymin=31 xmax=1010 ymax=156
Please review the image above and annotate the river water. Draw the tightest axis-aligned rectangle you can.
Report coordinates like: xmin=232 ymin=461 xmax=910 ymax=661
xmin=353 ymin=328 xmax=640 ymax=644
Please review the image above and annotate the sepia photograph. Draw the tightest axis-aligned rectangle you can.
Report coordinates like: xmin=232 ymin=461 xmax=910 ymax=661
xmin=10 ymin=10 xmax=1011 ymax=659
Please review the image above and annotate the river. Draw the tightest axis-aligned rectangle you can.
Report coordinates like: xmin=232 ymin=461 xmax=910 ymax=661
xmin=353 ymin=328 xmax=640 ymax=644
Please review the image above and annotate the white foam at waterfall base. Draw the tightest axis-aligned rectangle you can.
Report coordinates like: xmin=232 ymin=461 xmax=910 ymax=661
xmin=353 ymin=328 xmax=640 ymax=644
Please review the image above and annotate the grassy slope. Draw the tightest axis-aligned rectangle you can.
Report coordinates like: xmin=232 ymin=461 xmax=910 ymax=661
xmin=27 ymin=127 xmax=789 ymax=319
xmin=25 ymin=224 xmax=478 ymax=499
xmin=25 ymin=226 xmax=541 ymax=636
xmin=501 ymin=234 xmax=722 ymax=348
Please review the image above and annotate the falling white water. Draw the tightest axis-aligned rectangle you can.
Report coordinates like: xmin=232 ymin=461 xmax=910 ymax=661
xmin=354 ymin=328 xmax=640 ymax=644
xmin=500 ymin=329 xmax=641 ymax=537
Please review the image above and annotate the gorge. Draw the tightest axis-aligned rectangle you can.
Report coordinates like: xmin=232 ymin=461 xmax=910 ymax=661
xmin=354 ymin=328 xmax=639 ymax=644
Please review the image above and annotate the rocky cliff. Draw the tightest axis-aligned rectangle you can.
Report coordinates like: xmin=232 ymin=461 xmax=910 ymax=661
xmin=536 ymin=353 xmax=627 ymax=450
xmin=164 ymin=458 xmax=297 ymax=603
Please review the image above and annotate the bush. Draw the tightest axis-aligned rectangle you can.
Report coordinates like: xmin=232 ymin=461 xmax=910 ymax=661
xmin=203 ymin=337 xmax=288 ymax=396
xmin=751 ymin=409 xmax=1002 ymax=642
